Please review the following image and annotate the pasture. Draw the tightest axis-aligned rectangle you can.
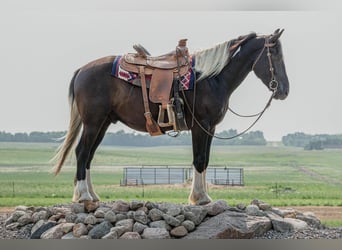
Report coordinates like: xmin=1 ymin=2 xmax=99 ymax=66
xmin=0 ymin=142 xmax=341 ymax=210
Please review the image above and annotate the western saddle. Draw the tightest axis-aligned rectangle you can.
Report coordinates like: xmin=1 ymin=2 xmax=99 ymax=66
xmin=120 ymin=39 xmax=190 ymax=136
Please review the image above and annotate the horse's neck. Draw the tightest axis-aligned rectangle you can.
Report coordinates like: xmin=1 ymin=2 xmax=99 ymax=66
xmin=216 ymin=54 xmax=254 ymax=96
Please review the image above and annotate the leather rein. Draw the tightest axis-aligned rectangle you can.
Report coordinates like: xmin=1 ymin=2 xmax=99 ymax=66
xmin=179 ymin=36 xmax=279 ymax=140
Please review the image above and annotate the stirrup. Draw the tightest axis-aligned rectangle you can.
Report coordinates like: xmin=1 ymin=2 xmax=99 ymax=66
xmin=157 ymin=104 xmax=176 ymax=129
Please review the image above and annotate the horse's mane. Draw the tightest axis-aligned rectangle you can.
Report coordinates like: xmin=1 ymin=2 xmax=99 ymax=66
xmin=193 ymin=40 xmax=232 ymax=81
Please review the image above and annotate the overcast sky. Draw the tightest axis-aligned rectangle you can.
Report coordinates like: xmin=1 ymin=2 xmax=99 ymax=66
xmin=0 ymin=0 xmax=341 ymax=141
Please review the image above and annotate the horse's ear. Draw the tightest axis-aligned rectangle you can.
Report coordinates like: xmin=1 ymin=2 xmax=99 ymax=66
xmin=270 ymin=29 xmax=284 ymax=42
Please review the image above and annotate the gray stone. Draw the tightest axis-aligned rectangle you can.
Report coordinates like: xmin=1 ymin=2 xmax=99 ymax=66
xmin=17 ymin=213 xmax=33 ymax=226
xmin=145 ymin=201 xmax=157 ymax=210
xmin=158 ymin=203 xmax=182 ymax=216
xmin=205 ymin=200 xmax=229 ymax=216
xmin=88 ymin=221 xmax=113 ymax=239
xmin=30 ymin=221 xmax=57 ymax=239
xmin=40 ymin=223 xmax=75 ymax=239
xmin=175 ymin=214 xmax=185 ymax=223
xmin=130 ymin=200 xmax=144 ymax=210
xmin=104 ymin=210 xmax=117 ymax=223
xmin=181 ymin=220 xmax=195 ymax=232
xmin=246 ymin=205 xmax=261 ymax=216
xmin=65 ymin=213 xmax=77 ymax=223
xmin=75 ymin=213 xmax=88 ymax=224
xmin=112 ymin=200 xmax=130 ymax=212
xmin=116 ymin=213 xmax=127 ymax=222
xmin=115 ymin=219 xmax=134 ymax=232
xmin=170 ymin=226 xmax=188 ymax=238
xmin=11 ymin=210 xmax=26 ymax=221
xmin=102 ymin=231 xmax=119 ymax=239
xmin=134 ymin=210 xmax=148 ymax=224
xmin=271 ymin=217 xmax=308 ymax=232
xmin=120 ymin=232 xmax=141 ymax=239
xmin=84 ymin=214 xmax=97 ymax=225
xmin=127 ymin=210 xmax=135 ymax=219
xmin=4 ymin=216 xmax=14 ymax=226
xmin=6 ymin=222 xmax=20 ymax=231
xmin=31 ymin=219 xmax=45 ymax=235
xmin=141 ymin=228 xmax=171 ymax=239
xmin=32 ymin=210 xmax=48 ymax=223
xmin=110 ymin=226 xmax=129 ymax=238
xmin=149 ymin=220 xmax=172 ymax=231
xmin=73 ymin=223 xmax=88 ymax=237
xmin=71 ymin=203 xmax=85 ymax=214
xmin=184 ymin=211 xmax=271 ymax=239
xmin=183 ymin=206 xmax=207 ymax=225
xmin=148 ymin=208 xmax=164 ymax=221
xmin=296 ymin=212 xmax=321 ymax=228
xmin=94 ymin=209 xmax=105 ymax=218
xmin=133 ymin=222 xmax=148 ymax=234
xmin=61 ymin=232 xmax=78 ymax=239
xmin=162 ymin=214 xmax=181 ymax=227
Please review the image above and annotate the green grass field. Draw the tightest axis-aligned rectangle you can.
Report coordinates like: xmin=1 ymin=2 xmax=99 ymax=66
xmin=0 ymin=142 xmax=341 ymax=226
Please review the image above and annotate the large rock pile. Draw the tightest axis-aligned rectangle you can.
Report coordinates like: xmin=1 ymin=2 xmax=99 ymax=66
xmin=4 ymin=199 xmax=322 ymax=239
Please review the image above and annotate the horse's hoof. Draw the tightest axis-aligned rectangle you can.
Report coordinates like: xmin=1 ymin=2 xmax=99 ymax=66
xmin=189 ymin=193 xmax=212 ymax=206
xmin=83 ymin=200 xmax=99 ymax=213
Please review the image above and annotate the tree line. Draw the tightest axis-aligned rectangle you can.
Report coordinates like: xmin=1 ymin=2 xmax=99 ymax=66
xmin=282 ymin=132 xmax=342 ymax=150
xmin=0 ymin=129 xmax=267 ymax=146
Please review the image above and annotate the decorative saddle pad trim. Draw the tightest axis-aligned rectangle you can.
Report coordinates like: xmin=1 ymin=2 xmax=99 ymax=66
xmin=111 ymin=56 xmax=196 ymax=90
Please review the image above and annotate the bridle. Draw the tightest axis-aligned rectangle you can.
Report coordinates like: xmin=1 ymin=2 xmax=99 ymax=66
xmin=178 ymin=36 xmax=280 ymax=140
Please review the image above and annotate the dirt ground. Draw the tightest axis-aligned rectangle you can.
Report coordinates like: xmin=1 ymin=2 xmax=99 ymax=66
xmin=0 ymin=206 xmax=341 ymax=222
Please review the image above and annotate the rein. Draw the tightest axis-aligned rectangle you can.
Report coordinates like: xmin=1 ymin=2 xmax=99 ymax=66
xmin=180 ymin=36 xmax=279 ymax=140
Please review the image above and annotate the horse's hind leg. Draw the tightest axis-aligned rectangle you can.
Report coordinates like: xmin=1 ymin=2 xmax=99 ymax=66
xmin=85 ymin=118 xmax=111 ymax=201
xmin=73 ymin=118 xmax=110 ymax=202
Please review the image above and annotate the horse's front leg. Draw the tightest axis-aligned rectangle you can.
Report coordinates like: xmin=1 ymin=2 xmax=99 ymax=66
xmin=189 ymin=124 xmax=214 ymax=205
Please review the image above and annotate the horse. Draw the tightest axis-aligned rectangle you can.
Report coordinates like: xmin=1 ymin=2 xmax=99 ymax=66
xmin=53 ymin=29 xmax=289 ymax=205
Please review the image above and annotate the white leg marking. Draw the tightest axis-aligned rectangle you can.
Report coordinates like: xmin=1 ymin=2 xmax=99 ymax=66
xmin=86 ymin=169 xmax=100 ymax=201
xmin=189 ymin=166 xmax=212 ymax=205
xmin=72 ymin=179 xmax=93 ymax=202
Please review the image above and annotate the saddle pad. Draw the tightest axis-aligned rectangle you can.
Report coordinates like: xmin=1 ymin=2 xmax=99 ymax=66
xmin=111 ymin=56 xmax=195 ymax=90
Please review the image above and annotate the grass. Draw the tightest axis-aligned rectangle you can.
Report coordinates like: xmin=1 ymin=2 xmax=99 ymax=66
xmin=0 ymin=142 xmax=342 ymax=211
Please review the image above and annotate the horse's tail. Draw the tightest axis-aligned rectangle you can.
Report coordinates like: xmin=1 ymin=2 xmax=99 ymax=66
xmin=52 ymin=69 xmax=82 ymax=176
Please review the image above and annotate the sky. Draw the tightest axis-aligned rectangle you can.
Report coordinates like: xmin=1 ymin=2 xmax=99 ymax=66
xmin=0 ymin=0 xmax=341 ymax=141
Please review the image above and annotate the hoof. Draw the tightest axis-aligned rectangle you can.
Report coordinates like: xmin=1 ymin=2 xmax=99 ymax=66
xmin=189 ymin=192 xmax=212 ymax=206
xmin=84 ymin=200 xmax=99 ymax=213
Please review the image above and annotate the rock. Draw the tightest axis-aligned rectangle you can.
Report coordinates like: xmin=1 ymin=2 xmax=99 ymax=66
xmin=71 ymin=203 xmax=85 ymax=214
xmin=115 ymin=213 xmax=127 ymax=222
xmin=158 ymin=203 xmax=182 ymax=217
xmin=141 ymin=228 xmax=171 ymax=239
xmin=183 ymin=206 xmax=207 ymax=226
xmin=296 ymin=212 xmax=321 ymax=228
xmin=133 ymin=222 xmax=148 ymax=234
xmin=133 ymin=210 xmax=147 ymax=225
xmin=30 ymin=221 xmax=57 ymax=239
xmin=40 ymin=223 xmax=74 ymax=239
xmin=184 ymin=211 xmax=271 ymax=239
xmin=15 ymin=205 xmax=29 ymax=212
xmin=112 ymin=200 xmax=130 ymax=213
xmin=271 ymin=207 xmax=296 ymax=218
xmin=65 ymin=213 xmax=77 ymax=223
xmin=175 ymin=214 xmax=185 ymax=223
xmin=94 ymin=209 xmax=105 ymax=218
xmin=236 ymin=203 xmax=246 ymax=210
xmin=104 ymin=210 xmax=117 ymax=223
xmin=4 ymin=216 xmax=14 ymax=226
xmin=84 ymin=201 xmax=99 ymax=213
xmin=6 ymin=222 xmax=20 ymax=231
xmin=61 ymin=232 xmax=78 ymax=239
xmin=115 ymin=219 xmax=134 ymax=232
xmin=181 ymin=220 xmax=195 ymax=232
xmin=205 ymin=200 xmax=228 ymax=216
xmin=102 ymin=231 xmax=119 ymax=239
xmin=120 ymin=232 xmax=141 ymax=239
xmin=145 ymin=201 xmax=157 ymax=210
xmin=74 ymin=213 xmax=88 ymax=224
xmin=88 ymin=221 xmax=113 ymax=239
xmin=137 ymin=206 xmax=149 ymax=214
xmin=32 ymin=210 xmax=48 ymax=223
xmin=246 ymin=205 xmax=261 ymax=216
xmin=149 ymin=220 xmax=172 ymax=231
xmin=110 ymin=226 xmax=128 ymax=238
xmin=148 ymin=208 xmax=164 ymax=221
xmin=11 ymin=211 xmax=26 ymax=221
xmin=130 ymin=200 xmax=144 ymax=210
xmin=127 ymin=211 xmax=135 ymax=220
xmin=272 ymin=217 xmax=308 ymax=233
xmin=170 ymin=226 xmax=188 ymax=238
xmin=73 ymin=223 xmax=88 ymax=237
xmin=162 ymin=214 xmax=181 ymax=227
xmin=84 ymin=214 xmax=97 ymax=225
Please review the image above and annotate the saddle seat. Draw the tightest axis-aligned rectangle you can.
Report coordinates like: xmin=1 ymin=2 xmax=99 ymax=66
xmin=124 ymin=39 xmax=189 ymax=70
xmin=120 ymin=39 xmax=191 ymax=136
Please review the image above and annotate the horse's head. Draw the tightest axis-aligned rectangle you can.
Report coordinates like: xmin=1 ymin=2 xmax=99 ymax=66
xmin=251 ymin=29 xmax=289 ymax=100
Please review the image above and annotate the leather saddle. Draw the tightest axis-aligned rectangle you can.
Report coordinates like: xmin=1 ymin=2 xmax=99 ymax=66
xmin=120 ymin=39 xmax=191 ymax=136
